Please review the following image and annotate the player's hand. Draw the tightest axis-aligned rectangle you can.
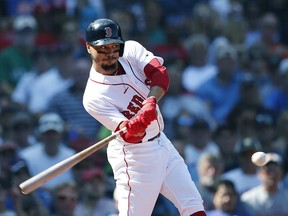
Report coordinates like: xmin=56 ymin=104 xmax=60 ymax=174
xmin=126 ymin=116 xmax=147 ymax=134
xmin=119 ymin=120 xmax=146 ymax=143
xmin=139 ymin=96 xmax=157 ymax=125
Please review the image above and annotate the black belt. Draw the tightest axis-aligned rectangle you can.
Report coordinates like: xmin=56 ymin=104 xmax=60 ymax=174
xmin=138 ymin=133 xmax=160 ymax=143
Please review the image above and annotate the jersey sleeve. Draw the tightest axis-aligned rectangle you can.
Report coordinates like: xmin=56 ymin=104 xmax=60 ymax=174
xmin=123 ymin=40 xmax=164 ymax=72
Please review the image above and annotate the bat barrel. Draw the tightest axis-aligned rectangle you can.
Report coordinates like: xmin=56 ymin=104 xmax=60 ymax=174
xmin=19 ymin=127 xmax=126 ymax=194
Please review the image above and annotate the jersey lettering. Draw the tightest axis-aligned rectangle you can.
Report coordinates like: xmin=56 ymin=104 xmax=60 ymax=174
xmin=121 ymin=95 xmax=144 ymax=119
xmin=133 ymin=95 xmax=143 ymax=108
xmin=122 ymin=110 xmax=134 ymax=119
xmin=105 ymin=27 xmax=112 ymax=37
xmin=127 ymin=102 xmax=140 ymax=114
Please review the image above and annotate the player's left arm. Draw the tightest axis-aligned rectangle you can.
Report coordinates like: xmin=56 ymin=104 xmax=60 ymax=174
xmin=141 ymin=57 xmax=170 ymax=109
xmin=134 ymin=58 xmax=170 ymax=127
xmin=124 ymin=41 xmax=169 ymax=100
xmin=144 ymin=58 xmax=170 ymax=102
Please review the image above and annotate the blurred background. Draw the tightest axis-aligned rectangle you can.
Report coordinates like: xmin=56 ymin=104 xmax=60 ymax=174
xmin=0 ymin=0 xmax=288 ymax=215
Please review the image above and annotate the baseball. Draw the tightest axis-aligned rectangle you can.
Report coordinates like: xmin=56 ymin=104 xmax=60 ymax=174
xmin=251 ymin=151 xmax=267 ymax=166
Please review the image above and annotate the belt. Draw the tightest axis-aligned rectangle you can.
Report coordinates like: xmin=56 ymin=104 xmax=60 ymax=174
xmin=138 ymin=133 xmax=160 ymax=143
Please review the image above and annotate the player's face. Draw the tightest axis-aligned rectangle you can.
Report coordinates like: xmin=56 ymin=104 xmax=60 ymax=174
xmin=87 ymin=43 xmax=121 ymax=75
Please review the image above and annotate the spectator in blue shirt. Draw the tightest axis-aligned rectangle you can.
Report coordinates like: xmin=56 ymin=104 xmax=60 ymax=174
xmin=196 ymin=45 xmax=242 ymax=124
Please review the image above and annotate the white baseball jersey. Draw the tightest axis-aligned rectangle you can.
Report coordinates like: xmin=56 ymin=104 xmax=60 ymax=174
xmin=83 ymin=40 xmax=205 ymax=216
xmin=83 ymin=40 xmax=164 ymax=141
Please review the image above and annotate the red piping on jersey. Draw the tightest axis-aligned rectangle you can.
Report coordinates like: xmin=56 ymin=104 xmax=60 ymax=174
xmin=122 ymin=145 xmax=132 ymax=216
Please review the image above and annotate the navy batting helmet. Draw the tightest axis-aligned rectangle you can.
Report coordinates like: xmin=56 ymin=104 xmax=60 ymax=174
xmin=86 ymin=18 xmax=125 ymax=56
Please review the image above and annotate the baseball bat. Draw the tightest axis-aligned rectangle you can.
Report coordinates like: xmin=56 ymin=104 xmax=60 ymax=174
xmin=19 ymin=127 xmax=127 ymax=195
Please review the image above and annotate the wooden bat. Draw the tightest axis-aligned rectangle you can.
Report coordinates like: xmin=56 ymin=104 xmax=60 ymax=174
xmin=19 ymin=127 xmax=126 ymax=195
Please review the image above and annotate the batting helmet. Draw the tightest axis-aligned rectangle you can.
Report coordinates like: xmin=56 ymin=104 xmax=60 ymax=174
xmin=86 ymin=18 xmax=125 ymax=56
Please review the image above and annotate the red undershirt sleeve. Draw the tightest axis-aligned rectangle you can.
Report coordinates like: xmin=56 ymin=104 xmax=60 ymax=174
xmin=143 ymin=58 xmax=170 ymax=93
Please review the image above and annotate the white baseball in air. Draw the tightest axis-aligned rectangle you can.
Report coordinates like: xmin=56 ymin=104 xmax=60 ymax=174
xmin=251 ymin=151 xmax=267 ymax=166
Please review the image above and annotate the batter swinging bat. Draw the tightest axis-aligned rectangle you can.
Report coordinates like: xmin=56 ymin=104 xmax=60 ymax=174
xmin=19 ymin=127 xmax=127 ymax=195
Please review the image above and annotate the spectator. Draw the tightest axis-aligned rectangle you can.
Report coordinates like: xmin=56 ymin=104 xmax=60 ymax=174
xmin=158 ymin=61 xmax=186 ymax=139
xmin=196 ymin=153 xmax=225 ymax=210
xmin=253 ymin=109 xmax=277 ymax=153
xmin=259 ymin=0 xmax=288 ymax=45
xmin=0 ymin=14 xmax=37 ymax=90
xmin=159 ymin=61 xmax=216 ymax=140
xmin=72 ymin=154 xmax=110 ymax=187
xmin=142 ymin=0 xmax=166 ymax=47
xmin=76 ymin=0 xmax=106 ymax=33
xmin=181 ymin=34 xmax=217 ymax=94
xmin=206 ymin=179 xmax=254 ymax=216
xmin=263 ymin=58 xmax=288 ymax=113
xmin=226 ymin=103 xmax=260 ymax=139
xmin=11 ymin=46 xmax=55 ymax=113
xmin=46 ymin=57 xmax=101 ymax=143
xmin=227 ymin=104 xmax=259 ymax=138
xmin=74 ymin=167 xmax=117 ymax=216
xmin=149 ymin=23 xmax=188 ymax=65
xmin=271 ymin=109 xmax=288 ymax=173
xmin=108 ymin=8 xmax=141 ymax=43
xmin=249 ymin=13 xmax=288 ymax=65
xmin=221 ymin=4 xmax=247 ymax=48
xmin=187 ymin=2 xmax=222 ymax=42
xmin=241 ymin=152 xmax=288 ymax=216
xmin=184 ymin=116 xmax=220 ymax=182
xmin=51 ymin=182 xmax=79 ymax=216
xmin=207 ymin=37 xmax=230 ymax=65
xmin=242 ymin=44 xmax=274 ymax=102
xmin=0 ymin=94 xmax=27 ymax=142
xmin=8 ymin=158 xmax=52 ymax=216
xmin=242 ymin=1 xmax=262 ymax=48
xmin=18 ymin=113 xmax=76 ymax=190
xmin=159 ymin=0 xmax=200 ymax=22
xmin=0 ymin=184 xmax=16 ymax=216
xmin=0 ymin=17 xmax=13 ymax=50
xmin=172 ymin=111 xmax=196 ymax=145
xmin=0 ymin=142 xmax=18 ymax=190
xmin=212 ymin=124 xmax=238 ymax=172
xmin=237 ymin=72 xmax=263 ymax=108
xmin=222 ymin=137 xmax=262 ymax=194
xmin=196 ymin=44 xmax=243 ymax=124
xmin=57 ymin=18 xmax=87 ymax=59
xmin=7 ymin=111 xmax=37 ymax=152
xmin=11 ymin=45 xmax=73 ymax=117
xmin=105 ymin=0 xmax=146 ymax=34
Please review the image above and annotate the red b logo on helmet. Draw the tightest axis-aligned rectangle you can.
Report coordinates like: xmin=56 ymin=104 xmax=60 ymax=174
xmin=104 ymin=27 xmax=112 ymax=37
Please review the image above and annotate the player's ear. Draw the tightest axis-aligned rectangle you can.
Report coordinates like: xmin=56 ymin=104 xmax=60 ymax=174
xmin=86 ymin=43 xmax=91 ymax=54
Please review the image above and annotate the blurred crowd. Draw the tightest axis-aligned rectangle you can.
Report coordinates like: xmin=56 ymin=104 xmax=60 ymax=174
xmin=1 ymin=0 xmax=288 ymax=216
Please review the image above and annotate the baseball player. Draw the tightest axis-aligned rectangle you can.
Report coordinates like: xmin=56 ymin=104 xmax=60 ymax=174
xmin=83 ymin=18 xmax=206 ymax=216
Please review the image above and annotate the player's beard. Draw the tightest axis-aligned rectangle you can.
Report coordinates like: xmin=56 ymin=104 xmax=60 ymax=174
xmin=101 ymin=62 xmax=117 ymax=72
xmin=101 ymin=55 xmax=118 ymax=73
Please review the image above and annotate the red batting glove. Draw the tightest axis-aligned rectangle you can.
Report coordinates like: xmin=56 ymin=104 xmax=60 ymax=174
xmin=126 ymin=117 xmax=147 ymax=134
xmin=139 ymin=97 xmax=157 ymax=125
xmin=120 ymin=119 xmax=146 ymax=143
